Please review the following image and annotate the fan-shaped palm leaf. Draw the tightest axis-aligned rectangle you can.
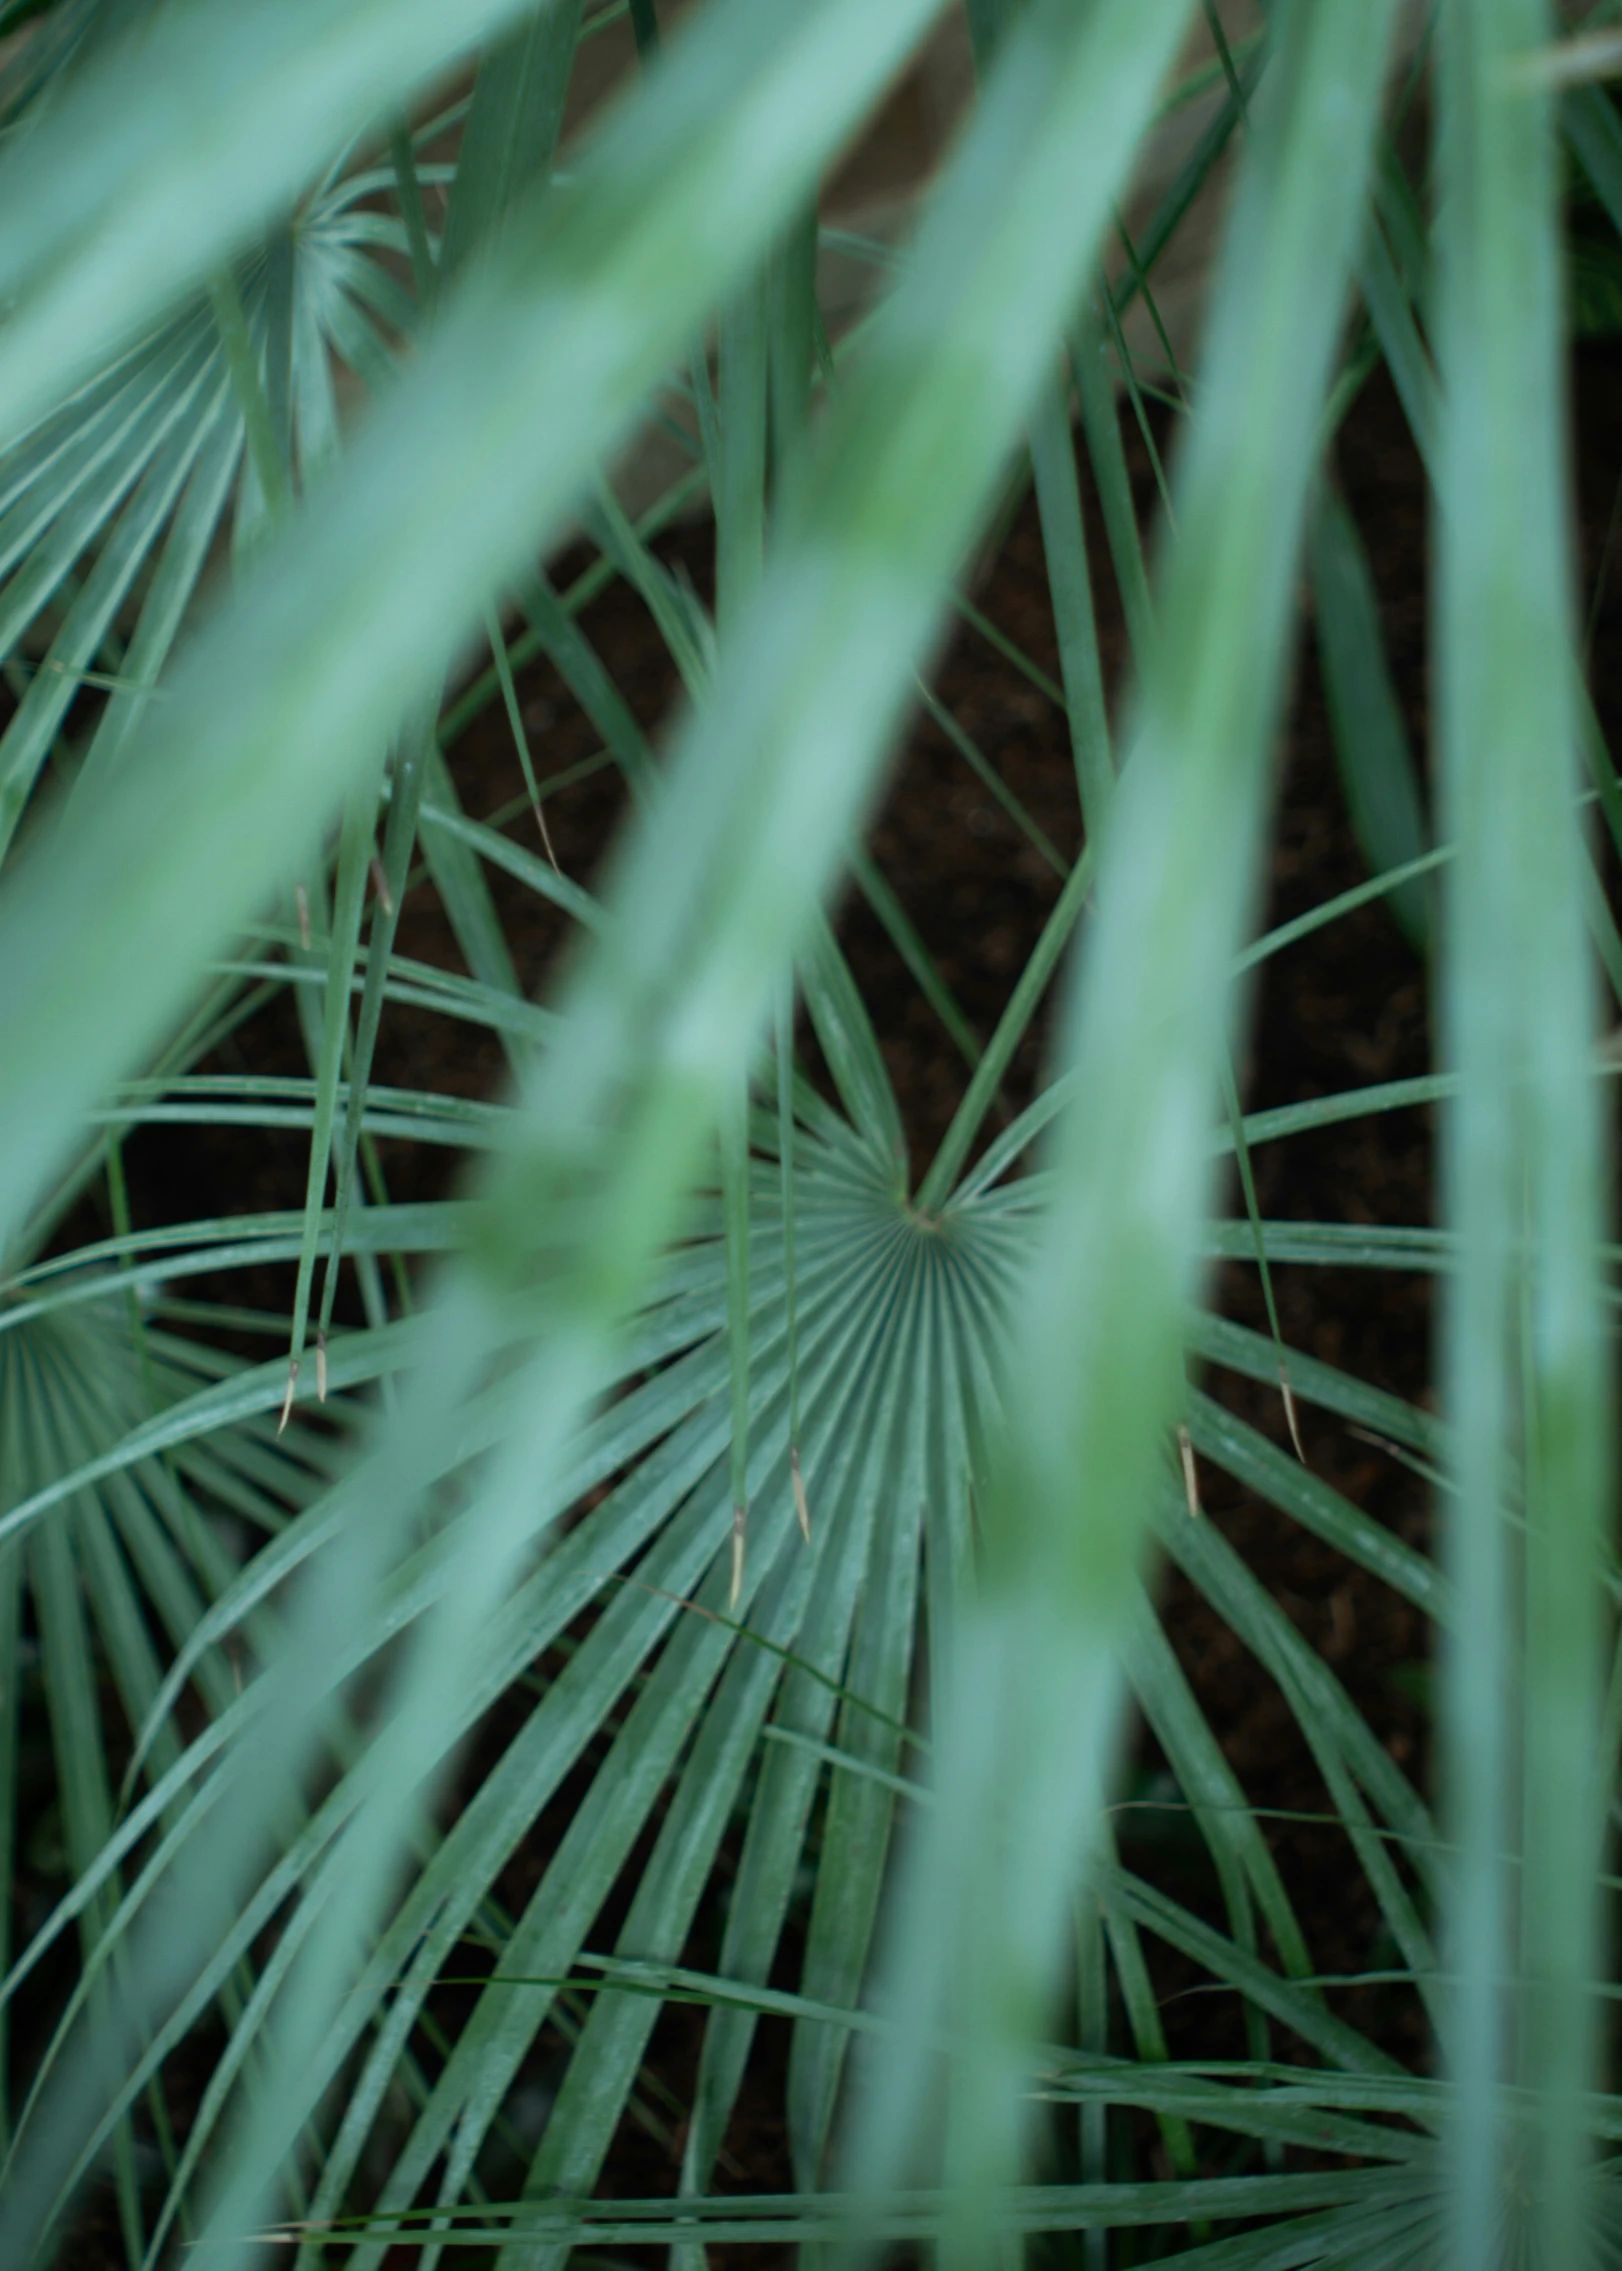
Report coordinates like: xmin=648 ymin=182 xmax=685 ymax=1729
xmin=0 ymin=1 xmax=1615 ymax=2267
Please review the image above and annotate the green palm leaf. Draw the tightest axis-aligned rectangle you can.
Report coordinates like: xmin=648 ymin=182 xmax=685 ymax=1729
xmin=0 ymin=1 xmax=1614 ymax=2266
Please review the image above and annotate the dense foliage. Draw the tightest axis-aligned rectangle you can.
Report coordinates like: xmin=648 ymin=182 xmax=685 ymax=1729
xmin=0 ymin=0 xmax=1617 ymax=2264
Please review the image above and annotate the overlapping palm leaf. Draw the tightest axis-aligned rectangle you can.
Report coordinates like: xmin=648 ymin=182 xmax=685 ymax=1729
xmin=0 ymin=0 xmax=1615 ymax=2265
xmin=0 ymin=134 xmax=426 ymax=872
xmin=0 ymin=990 xmax=1473 ymax=2264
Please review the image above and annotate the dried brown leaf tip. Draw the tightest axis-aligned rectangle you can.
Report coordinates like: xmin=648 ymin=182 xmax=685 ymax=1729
xmin=532 ymin=796 xmax=563 ymax=877
xmin=277 ymin=1356 xmax=299 ymax=1436
xmin=1517 ymin=28 xmax=1622 ymax=91
xmin=1177 ymin=1422 xmax=1200 ymax=1518
xmin=369 ymin=854 xmax=395 ymax=919
xmin=1279 ymin=1361 xmax=1306 ymax=1464
xmin=729 ymin=1501 xmax=748 ymax=1612
xmin=316 ymin=1327 xmax=328 ymax=1404
xmin=791 ymin=1444 xmax=811 ymax=1542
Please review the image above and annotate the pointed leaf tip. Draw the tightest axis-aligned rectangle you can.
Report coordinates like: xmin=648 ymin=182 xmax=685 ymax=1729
xmin=1177 ymin=1423 xmax=1201 ymax=1519
xmin=729 ymin=1502 xmax=747 ymax=1612
xmin=277 ymin=1357 xmax=299 ymax=1436
xmin=791 ymin=1443 xmax=810 ymax=1542
xmin=533 ymin=795 xmax=563 ymax=876
xmin=1279 ymin=1361 xmax=1306 ymax=1463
